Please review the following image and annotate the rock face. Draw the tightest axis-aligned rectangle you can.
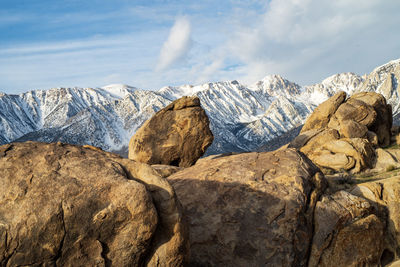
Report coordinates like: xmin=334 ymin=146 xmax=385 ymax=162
xmin=301 ymin=91 xmax=347 ymax=133
xmin=309 ymin=190 xmax=384 ymax=267
xmin=129 ymin=96 xmax=214 ymax=167
xmin=292 ymin=91 xmax=392 ymax=173
xmin=167 ymin=149 xmax=325 ymax=266
xmin=0 ymin=142 xmax=188 ymax=266
xmin=351 ymin=177 xmax=400 ymax=263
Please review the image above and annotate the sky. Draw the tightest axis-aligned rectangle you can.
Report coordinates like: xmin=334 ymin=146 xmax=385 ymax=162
xmin=1 ymin=0 xmax=400 ymax=94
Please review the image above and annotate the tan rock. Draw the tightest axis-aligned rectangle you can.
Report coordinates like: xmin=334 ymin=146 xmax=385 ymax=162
xmin=351 ymin=177 xmax=400 ymax=262
xmin=373 ymin=148 xmax=400 ymax=172
xmin=288 ymin=128 xmax=324 ymax=149
xmin=309 ymin=190 xmax=384 ymax=267
xmin=168 ymin=149 xmax=325 ymax=266
xmin=129 ymin=96 xmax=214 ymax=167
xmin=301 ymin=91 xmax=347 ymax=133
xmin=334 ymin=98 xmax=377 ymax=127
xmin=299 ymin=128 xmax=340 ymax=155
xmin=0 ymin=142 xmax=188 ymax=266
xmin=151 ymin=164 xmax=183 ymax=178
xmin=307 ymin=138 xmax=375 ymax=173
xmin=351 ymin=92 xmax=392 ymax=147
xmin=337 ymin=120 xmax=368 ymax=139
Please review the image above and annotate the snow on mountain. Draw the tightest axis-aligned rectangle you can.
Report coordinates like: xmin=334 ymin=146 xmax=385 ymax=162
xmin=99 ymin=84 xmax=138 ymax=99
xmin=356 ymin=58 xmax=400 ymax=122
xmin=0 ymin=87 xmax=170 ymax=154
xmin=1 ymin=58 xmax=400 ymax=155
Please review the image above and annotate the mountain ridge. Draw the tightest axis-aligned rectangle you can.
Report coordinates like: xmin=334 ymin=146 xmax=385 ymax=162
xmin=1 ymin=58 xmax=400 ymax=155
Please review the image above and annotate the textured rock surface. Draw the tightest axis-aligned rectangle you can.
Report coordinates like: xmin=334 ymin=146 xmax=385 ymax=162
xmin=309 ymin=190 xmax=384 ymax=267
xmin=308 ymin=138 xmax=375 ymax=173
xmin=0 ymin=142 xmax=188 ymax=266
xmin=301 ymin=91 xmax=347 ymax=133
xmin=373 ymin=148 xmax=400 ymax=172
xmin=129 ymin=96 xmax=213 ymax=167
xmin=168 ymin=149 xmax=325 ymax=266
xmin=296 ymin=91 xmax=392 ymax=173
xmin=351 ymin=177 xmax=400 ymax=261
xmin=351 ymin=92 xmax=392 ymax=146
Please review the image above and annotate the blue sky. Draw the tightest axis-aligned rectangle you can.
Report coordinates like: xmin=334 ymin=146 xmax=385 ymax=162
xmin=1 ymin=0 xmax=400 ymax=94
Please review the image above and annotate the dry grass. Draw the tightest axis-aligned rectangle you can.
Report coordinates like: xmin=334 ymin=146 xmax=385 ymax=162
xmin=325 ymin=167 xmax=400 ymax=193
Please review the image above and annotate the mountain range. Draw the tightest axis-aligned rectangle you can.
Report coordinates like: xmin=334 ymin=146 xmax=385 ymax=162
xmin=1 ymin=58 xmax=400 ymax=156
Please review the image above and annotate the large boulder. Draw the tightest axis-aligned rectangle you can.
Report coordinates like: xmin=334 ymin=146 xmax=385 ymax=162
xmin=351 ymin=92 xmax=392 ymax=147
xmin=0 ymin=142 xmax=188 ymax=266
xmin=309 ymin=190 xmax=384 ymax=267
xmin=333 ymin=98 xmax=377 ymax=127
xmin=301 ymin=91 xmax=347 ymax=133
xmin=308 ymin=138 xmax=375 ymax=173
xmin=296 ymin=91 xmax=392 ymax=173
xmin=129 ymin=96 xmax=214 ymax=167
xmin=167 ymin=149 xmax=326 ymax=266
xmin=351 ymin=177 xmax=400 ymax=262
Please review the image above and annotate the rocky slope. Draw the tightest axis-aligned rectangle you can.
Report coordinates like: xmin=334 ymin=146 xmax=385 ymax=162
xmin=1 ymin=59 xmax=400 ymax=155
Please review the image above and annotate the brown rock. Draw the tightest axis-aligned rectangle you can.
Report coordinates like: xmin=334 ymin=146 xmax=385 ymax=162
xmin=129 ymin=96 xmax=214 ymax=167
xmin=337 ymin=120 xmax=368 ymax=139
xmin=309 ymin=190 xmax=384 ymax=267
xmin=351 ymin=92 xmax=392 ymax=147
xmin=367 ymin=131 xmax=379 ymax=146
xmin=334 ymin=98 xmax=377 ymax=127
xmin=351 ymin=177 xmax=400 ymax=262
xmin=299 ymin=128 xmax=340 ymax=155
xmin=373 ymin=148 xmax=400 ymax=172
xmin=308 ymin=138 xmax=375 ymax=173
xmin=301 ymin=91 xmax=347 ymax=133
xmin=151 ymin=164 xmax=183 ymax=178
xmin=168 ymin=149 xmax=325 ymax=266
xmin=0 ymin=142 xmax=188 ymax=266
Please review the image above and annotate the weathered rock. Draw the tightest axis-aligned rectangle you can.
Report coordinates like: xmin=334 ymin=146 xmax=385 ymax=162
xmin=351 ymin=177 xmax=400 ymax=263
xmin=308 ymin=138 xmax=375 ymax=173
xmin=129 ymin=96 xmax=214 ymax=167
xmin=0 ymin=142 xmax=188 ymax=266
xmin=301 ymin=91 xmax=347 ymax=133
xmin=373 ymin=148 xmax=400 ymax=172
xmin=334 ymin=98 xmax=377 ymax=128
xmin=151 ymin=164 xmax=183 ymax=178
xmin=295 ymin=91 xmax=392 ymax=173
xmin=351 ymin=92 xmax=392 ymax=147
xmin=367 ymin=131 xmax=379 ymax=146
xmin=298 ymin=128 xmax=340 ymax=155
xmin=288 ymin=129 xmax=325 ymax=149
xmin=168 ymin=149 xmax=325 ymax=266
xmin=337 ymin=120 xmax=368 ymax=139
xmin=309 ymin=190 xmax=384 ymax=267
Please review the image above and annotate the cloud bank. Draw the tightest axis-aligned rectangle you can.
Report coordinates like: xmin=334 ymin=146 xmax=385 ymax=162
xmin=1 ymin=0 xmax=400 ymax=93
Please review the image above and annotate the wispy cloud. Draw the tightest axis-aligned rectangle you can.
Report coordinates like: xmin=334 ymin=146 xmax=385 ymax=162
xmin=1 ymin=0 xmax=400 ymax=94
xmin=156 ymin=16 xmax=192 ymax=71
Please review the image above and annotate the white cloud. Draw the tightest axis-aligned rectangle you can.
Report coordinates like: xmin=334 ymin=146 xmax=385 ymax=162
xmin=221 ymin=0 xmax=400 ymax=85
xmin=156 ymin=16 xmax=192 ymax=71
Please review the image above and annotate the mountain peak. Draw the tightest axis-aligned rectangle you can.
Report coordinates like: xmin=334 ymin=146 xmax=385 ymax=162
xmin=373 ymin=58 xmax=400 ymax=73
xmin=99 ymin=84 xmax=137 ymax=99
xmin=250 ymin=74 xmax=301 ymax=96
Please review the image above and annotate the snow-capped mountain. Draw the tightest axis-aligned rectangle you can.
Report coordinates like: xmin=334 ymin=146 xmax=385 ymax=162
xmin=0 ymin=85 xmax=170 ymax=155
xmin=1 ymin=59 xmax=400 ymax=155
